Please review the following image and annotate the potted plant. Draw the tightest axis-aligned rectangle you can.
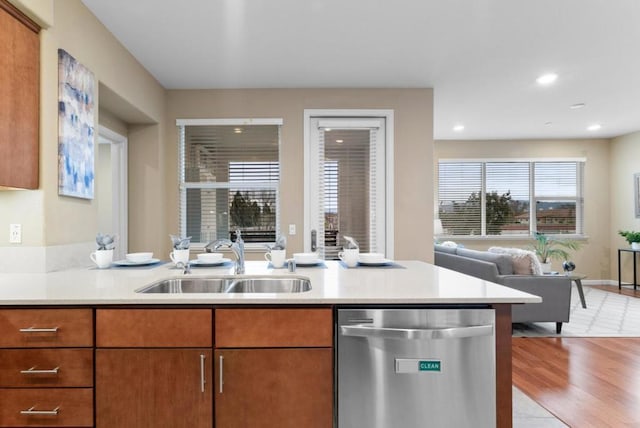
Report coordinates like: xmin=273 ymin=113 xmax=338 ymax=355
xmin=529 ymin=232 xmax=582 ymax=273
xmin=618 ymin=230 xmax=640 ymax=250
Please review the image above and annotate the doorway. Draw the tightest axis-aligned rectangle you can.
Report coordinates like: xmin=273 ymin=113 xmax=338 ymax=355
xmin=97 ymin=126 xmax=128 ymax=260
xmin=304 ymin=110 xmax=394 ymax=259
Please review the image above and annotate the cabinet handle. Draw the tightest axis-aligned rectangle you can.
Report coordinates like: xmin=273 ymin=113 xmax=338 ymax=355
xmin=219 ymin=355 xmax=224 ymax=394
xmin=200 ymin=354 xmax=206 ymax=393
xmin=19 ymin=326 xmax=59 ymax=333
xmin=20 ymin=366 xmax=60 ymax=375
xmin=20 ymin=406 xmax=60 ymax=416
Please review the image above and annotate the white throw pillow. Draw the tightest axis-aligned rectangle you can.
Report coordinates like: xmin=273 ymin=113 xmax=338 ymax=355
xmin=488 ymin=247 xmax=543 ymax=275
xmin=440 ymin=241 xmax=458 ymax=248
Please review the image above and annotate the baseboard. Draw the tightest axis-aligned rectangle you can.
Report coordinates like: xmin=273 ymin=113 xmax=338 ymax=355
xmin=583 ymin=279 xmax=617 ymax=286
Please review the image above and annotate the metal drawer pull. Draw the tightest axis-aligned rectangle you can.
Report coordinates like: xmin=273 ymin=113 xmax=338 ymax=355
xmin=219 ymin=355 xmax=224 ymax=394
xmin=340 ymin=324 xmax=494 ymax=340
xmin=19 ymin=327 xmax=59 ymax=333
xmin=20 ymin=366 xmax=60 ymax=375
xmin=20 ymin=406 xmax=60 ymax=416
xmin=200 ymin=354 xmax=206 ymax=393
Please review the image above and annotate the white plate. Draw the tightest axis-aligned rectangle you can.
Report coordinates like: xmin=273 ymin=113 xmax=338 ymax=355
xmin=113 ymin=258 xmax=161 ymax=266
xmin=190 ymin=258 xmax=231 ymax=266
xmin=295 ymin=259 xmax=323 ymax=266
xmin=358 ymin=259 xmax=393 ymax=266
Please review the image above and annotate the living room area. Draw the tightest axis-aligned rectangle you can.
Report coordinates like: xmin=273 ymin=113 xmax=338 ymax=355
xmin=434 ymin=135 xmax=640 ymax=426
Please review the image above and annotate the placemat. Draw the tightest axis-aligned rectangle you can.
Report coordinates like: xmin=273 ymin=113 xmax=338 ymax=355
xmin=93 ymin=261 xmax=168 ymax=270
xmin=339 ymin=261 xmax=405 ymax=269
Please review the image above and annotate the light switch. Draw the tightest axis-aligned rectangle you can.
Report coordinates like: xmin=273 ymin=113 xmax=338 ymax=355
xmin=289 ymin=224 xmax=296 ymax=235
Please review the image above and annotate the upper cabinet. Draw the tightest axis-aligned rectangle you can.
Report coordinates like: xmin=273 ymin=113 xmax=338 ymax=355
xmin=0 ymin=0 xmax=39 ymax=189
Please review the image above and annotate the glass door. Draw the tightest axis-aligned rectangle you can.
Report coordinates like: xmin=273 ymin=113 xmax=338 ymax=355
xmin=306 ymin=117 xmax=386 ymax=259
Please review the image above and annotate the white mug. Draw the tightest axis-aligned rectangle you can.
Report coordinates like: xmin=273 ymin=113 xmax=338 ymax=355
xmin=339 ymin=248 xmax=359 ymax=268
xmin=90 ymin=249 xmax=113 ymax=269
xmin=170 ymin=248 xmax=190 ymax=265
xmin=265 ymin=249 xmax=286 ymax=268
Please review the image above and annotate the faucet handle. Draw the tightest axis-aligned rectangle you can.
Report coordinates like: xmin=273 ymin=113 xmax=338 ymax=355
xmin=176 ymin=261 xmax=191 ymax=274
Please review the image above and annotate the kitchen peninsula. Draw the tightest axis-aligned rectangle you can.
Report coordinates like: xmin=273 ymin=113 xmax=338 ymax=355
xmin=0 ymin=261 xmax=539 ymax=428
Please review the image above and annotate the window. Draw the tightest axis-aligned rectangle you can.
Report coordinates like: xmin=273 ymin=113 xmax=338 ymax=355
xmin=437 ymin=160 xmax=584 ymax=237
xmin=177 ymin=119 xmax=282 ymax=246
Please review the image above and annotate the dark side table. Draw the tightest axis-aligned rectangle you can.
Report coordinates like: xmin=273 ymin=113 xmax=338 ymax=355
xmin=618 ymin=248 xmax=640 ymax=290
xmin=567 ymin=274 xmax=587 ymax=309
xmin=544 ymin=273 xmax=587 ymax=308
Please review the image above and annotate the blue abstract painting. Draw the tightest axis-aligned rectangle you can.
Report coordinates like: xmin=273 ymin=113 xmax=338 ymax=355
xmin=58 ymin=49 xmax=95 ymax=199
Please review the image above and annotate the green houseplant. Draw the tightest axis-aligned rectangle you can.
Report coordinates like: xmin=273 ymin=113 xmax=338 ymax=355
xmin=528 ymin=232 xmax=582 ymax=270
xmin=618 ymin=230 xmax=640 ymax=249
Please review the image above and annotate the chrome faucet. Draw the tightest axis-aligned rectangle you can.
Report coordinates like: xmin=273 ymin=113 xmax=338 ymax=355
xmin=205 ymin=230 xmax=245 ymax=274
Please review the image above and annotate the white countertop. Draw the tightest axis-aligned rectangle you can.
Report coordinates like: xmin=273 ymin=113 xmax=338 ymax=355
xmin=0 ymin=260 xmax=541 ymax=306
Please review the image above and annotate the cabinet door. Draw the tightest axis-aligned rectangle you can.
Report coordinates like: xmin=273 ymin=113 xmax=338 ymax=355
xmin=0 ymin=0 xmax=39 ymax=189
xmin=96 ymin=349 xmax=212 ymax=428
xmin=215 ymin=348 xmax=333 ymax=428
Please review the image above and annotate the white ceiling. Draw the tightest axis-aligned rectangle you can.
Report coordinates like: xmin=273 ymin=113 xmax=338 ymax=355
xmin=81 ymin=0 xmax=640 ymax=140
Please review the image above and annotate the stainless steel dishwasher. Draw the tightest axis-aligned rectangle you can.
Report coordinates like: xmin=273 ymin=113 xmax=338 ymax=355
xmin=337 ymin=308 xmax=496 ymax=428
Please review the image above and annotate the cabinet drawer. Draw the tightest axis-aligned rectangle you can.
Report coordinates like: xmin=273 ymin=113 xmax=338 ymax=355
xmin=0 ymin=388 xmax=93 ymax=427
xmin=0 ymin=309 xmax=93 ymax=348
xmin=215 ymin=308 xmax=333 ymax=348
xmin=96 ymin=309 xmax=212 ymax=347
xmin=0 ymin=349 xmax=93 ymax=387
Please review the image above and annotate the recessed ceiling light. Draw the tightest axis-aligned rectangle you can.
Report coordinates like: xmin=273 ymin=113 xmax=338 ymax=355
xmin=536 ymin=73 xmax=558 ymax=85
xmin=587 ymin=124 xmax=601 ymax=131
xmin=570 ymin=103 xmax=586 ymax=109
xmin=336 ymin=139 xmax=344 ymax=143
xmin=453 ymin=124 xmax=465 ymax=132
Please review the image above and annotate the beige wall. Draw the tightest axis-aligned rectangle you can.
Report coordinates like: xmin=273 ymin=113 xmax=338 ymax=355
xmin=140 ymin=89 xmax=434 ymax=260
xmin=610 ymin=131 xmax=640 ymax=280
xmin=0 ymin=0 xmax=165 ymax=264
xmin=435 ymin=138 xmax=611 ymax=280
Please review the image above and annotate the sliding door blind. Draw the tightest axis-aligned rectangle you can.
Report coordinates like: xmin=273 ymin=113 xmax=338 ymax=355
xmin=180 ymin=124 xmax=280 ymax=244
xmin=316 ymin=123 xmax=378 ymax=258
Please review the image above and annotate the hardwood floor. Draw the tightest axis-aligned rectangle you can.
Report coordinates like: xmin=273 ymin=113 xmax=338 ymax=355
xmin=513 ymin=284 xmax=640 ymax=427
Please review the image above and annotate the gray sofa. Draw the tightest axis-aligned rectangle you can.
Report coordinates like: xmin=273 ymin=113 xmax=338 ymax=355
xmin=434 ymin=244 xmax=572 ymax=333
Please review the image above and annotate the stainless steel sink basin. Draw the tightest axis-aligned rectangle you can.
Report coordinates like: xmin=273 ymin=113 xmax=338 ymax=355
xmin=136 ymin=275 xmax=312 ymax=294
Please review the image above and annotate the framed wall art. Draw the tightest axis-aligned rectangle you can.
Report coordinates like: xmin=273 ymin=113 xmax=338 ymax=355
xmin=58 ymin=49 xmax=95 ymax=199
xmin=635 ymin=173 xmax=640 ymax=218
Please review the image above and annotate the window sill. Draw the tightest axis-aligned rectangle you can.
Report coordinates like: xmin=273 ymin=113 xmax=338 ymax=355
xmin=436 ymin=234 xmax=589 ymax=242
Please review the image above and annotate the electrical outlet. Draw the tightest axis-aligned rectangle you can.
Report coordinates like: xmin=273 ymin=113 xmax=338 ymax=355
xmin=9 ymin=224 xmax=21 ymax=244
xmin=289 ymin=224 xmax=296 ymax=235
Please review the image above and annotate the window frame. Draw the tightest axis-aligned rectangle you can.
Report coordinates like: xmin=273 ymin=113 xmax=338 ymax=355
xmin=437 ymin=157 xmax=586 ymax=239
xmin=176 ymin=118 xmax=283 ymax=250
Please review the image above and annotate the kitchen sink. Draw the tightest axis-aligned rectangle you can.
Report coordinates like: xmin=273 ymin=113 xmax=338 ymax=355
xmin=135 ymin=275 xmax=312 ymax=294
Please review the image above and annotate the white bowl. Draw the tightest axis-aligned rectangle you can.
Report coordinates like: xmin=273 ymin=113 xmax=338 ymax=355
xmin=358 ymin=252 xmax=385 ymax=263
xmin=293 ymin=252 xmax=317 ymax=264
xmin=126 ymin=252 xmax=153 ymax=263
xmin=197 ymin=252 xmax=224 ymax=263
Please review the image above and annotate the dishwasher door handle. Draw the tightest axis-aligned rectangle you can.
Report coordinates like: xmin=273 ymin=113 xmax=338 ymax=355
xmin=340 ymin=324 xmax=493 ymax=340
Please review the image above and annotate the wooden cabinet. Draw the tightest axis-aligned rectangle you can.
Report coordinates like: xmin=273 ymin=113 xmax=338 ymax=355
xmin=215 ymin=308 xmax=333 ymax=428
xmin=95 ymin=309 xmax=213 ymax=428
xmin=0 ymin=0 xmax=40 ymax=189
xmin=0 ymin=309 xmax=93 ymax=427
xmin=96 ymin=349 xmax=213 ymax=428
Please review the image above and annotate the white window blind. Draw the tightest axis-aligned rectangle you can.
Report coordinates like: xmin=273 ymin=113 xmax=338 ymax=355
xmin=178 ymin=123 xmax=280 ymax=245
xmin=438 ymin=160 xmax=584 ymax=237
